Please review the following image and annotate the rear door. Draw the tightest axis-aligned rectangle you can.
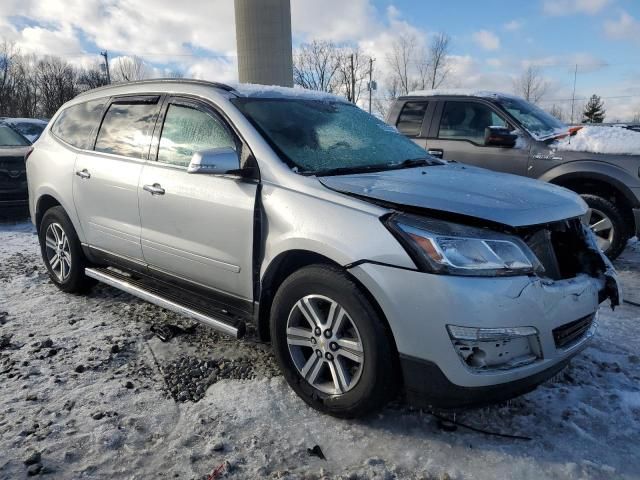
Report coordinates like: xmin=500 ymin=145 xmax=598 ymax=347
xmin=425 ymin=99 xmax=530 ymax=175
xmin=73 ymin=95 xmax=161 ymax=261
xmin=138 ymin=96 xmax=257 ymax=300
xmin=393 ymin=100 xmax=432 ymax=149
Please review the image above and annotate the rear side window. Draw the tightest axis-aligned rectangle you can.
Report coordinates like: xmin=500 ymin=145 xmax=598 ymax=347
xmin=51 ymin=100 xmax=105 ymax=149
xmin=438 ymin=101 xmax=507 ymax=144
xmin=396 ymin=101 xmax=428 ymax=136
xmin=95 ymin=100 xmax=159 ymax=159
xmin=157 ymin=103 xmax=236 ymax=168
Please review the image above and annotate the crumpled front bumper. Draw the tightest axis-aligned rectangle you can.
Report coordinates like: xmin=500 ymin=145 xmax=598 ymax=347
xmin=349 ymin=261 xmax=620 ymax=409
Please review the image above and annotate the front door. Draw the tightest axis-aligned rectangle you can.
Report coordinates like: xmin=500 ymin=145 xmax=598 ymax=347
xmin=73 ymin=96 xmax=161 ymax=261
xmin=425 ymin=99 xmax=531 ymax=176
xmin=138 ymin=97 xmax=257 ymax=300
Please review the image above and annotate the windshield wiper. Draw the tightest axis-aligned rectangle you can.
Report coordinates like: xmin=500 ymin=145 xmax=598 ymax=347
xmin=304 ymin=157 xmax=442 ymax=177
xmin=386 ymin=157 xmax=441 ymax=170
xmin=305 ymin=164 xmax=392 ymax=177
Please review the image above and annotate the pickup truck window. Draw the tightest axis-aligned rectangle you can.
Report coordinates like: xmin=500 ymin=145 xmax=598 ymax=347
xmin=438 ymin=101 xmax=507 ymax=144
xmin=95 ymin=101 xmax=158 ymax=159
xmin=396 ymin=101 xmax=428 ymax=136
xmin=157 ymin=104 xmax=236 ymax=168
xmin=51 ymin=100 xmax=105 ymax=149
xmin=497 ymin=97 xmax=566 ymax=139
xmin=232 ymin=98 xmax=429 ymax=174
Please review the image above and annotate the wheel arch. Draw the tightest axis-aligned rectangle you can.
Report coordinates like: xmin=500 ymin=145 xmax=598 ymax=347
xmin=545 ymin=170 xmax=638 ymax=233
xmin=257 ymin=250 xmax=401 ymax=373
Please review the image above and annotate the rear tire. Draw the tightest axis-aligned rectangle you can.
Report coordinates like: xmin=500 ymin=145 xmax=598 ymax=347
xmin=581 ymin=194 xmax=628 ymax=259
xmin=38 ymin=206 xmax=95 ymax=293
xmin=270 ymin=264 xmax=397 ymax=418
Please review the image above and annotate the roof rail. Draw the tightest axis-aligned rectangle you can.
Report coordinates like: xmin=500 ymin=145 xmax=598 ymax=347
xmin=76 ymin=78 xmax=237 ymax=97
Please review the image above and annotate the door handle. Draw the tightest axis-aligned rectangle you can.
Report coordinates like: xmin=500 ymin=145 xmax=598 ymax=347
xmin=427 ymin=148 xmax=444 ymax=159
xmin=75 ymin=169 xmax=91 ymax=179
xmin=143 ymin=183 xmax=165 ymax=196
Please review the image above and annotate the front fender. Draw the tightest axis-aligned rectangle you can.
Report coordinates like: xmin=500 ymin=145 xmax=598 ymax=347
xmin=539 ymin=160 xmax=640 ymax=208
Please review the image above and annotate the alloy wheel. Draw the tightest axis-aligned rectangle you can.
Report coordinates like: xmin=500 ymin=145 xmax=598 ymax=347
xmin=286 ymin=294 xmax=364 ymax=395
xmin=584 ymin=207 xmax=615 ymax=252
xmin=44 ymin=222 xmax=72 ymax=282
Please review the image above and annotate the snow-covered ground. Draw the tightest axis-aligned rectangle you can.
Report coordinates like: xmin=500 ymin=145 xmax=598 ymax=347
xmin=553 ymin=126 xmax=640 ymax=155
xmin=1 ymin=219 xmax=639 ymax=479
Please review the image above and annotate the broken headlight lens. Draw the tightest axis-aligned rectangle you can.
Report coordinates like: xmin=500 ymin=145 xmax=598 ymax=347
xmin=385 ymin=214 xmax=544 ymax=276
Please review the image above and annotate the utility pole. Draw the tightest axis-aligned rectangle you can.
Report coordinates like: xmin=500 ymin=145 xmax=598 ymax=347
xmin=570 ymin=63 xmax=578 ymax=124
xmin=368 ymin=57 xmax=375 ymax=114
xmin=350 ymin=54 xmax=356 ymax=104
xmin=100 ymin=50 xmax=111 ymax=84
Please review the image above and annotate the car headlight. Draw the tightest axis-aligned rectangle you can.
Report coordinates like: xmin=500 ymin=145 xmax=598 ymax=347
xmin=385 ymin=213 xmax=544 ymax=276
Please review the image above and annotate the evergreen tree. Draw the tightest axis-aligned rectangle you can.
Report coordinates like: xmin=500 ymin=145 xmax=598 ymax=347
xmin=582 ymin=94 xmax=606 ymax=123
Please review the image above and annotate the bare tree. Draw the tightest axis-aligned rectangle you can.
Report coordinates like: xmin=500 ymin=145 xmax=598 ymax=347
xmin=35 ymin=56 xmax=80 ymax=117
xmin=632 ymin=111 xmax=640 ymax=123
xmin=421 ymin=32 xmax=451 ymax=90
xmin=386 ymin=33 xmax=417 ymax=95
xmin=293 ymin=40 xmax=341 ymax=93
xmin=373 ymin=76 xmax=400 ymax=119
xmin=113 ymin=56 xmax=149 ymax=82
xmin=513 ymin=66 xmax=549 ymax=103
xmin=337 ymin=47 xmax=369 ymax=103
xmin=78 ymin=62 xmax=109 ymax=90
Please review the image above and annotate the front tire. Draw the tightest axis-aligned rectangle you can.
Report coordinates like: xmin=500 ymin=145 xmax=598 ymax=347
xmin=270 ymin=265 xmax=397 ymax=418
xmin=39 ymin=206 xmax=94 ymax=293
xmin=581 ymin=194 xmax=628 ymax=259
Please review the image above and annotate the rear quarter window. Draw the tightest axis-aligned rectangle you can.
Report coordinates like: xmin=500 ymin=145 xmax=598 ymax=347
xmin=51 ymin=100 xmax=106 ymax=149
xmin=94 ymin=100 xmax=159 ymax=159
xmin=396 ymin=101 xmax=428 ymax=137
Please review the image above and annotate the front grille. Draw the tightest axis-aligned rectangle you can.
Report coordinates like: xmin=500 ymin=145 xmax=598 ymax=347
xmin=553 ymin=314 xmax=594 ymax=349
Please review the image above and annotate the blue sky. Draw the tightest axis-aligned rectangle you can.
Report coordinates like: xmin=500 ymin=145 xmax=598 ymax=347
xmin=0 ymin=0 xmax=638 ymax=119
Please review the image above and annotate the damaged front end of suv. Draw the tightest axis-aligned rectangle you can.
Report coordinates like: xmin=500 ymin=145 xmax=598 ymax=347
xmin=322 ymin=164 xmax=621 ymax=409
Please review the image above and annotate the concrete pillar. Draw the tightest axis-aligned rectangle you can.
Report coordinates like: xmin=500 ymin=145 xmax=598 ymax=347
xmin=234 ymin=0 xmax=293 ymax=87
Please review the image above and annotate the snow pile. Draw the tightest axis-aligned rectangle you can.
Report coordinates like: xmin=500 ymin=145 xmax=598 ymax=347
xmin=232 ymin=82 xmax=348 ymax=103
xmin=553 ymin=126 xmax=640 ymax=155
xmin=406 ymin=88 xmax=517 ymax=99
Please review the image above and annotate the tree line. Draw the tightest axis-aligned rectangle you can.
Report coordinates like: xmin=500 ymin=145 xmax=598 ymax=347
xmin=0 ymin=41 xmax=183 ymax=119
xmin=1 ymin=37 xmax=630 ymax=124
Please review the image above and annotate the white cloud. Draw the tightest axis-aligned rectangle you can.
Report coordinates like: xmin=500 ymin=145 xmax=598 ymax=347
xmin=472 ymin=30 xmax=500 ymax=50
xmin=504 ymin=20 xmax=523 ymax=31
xmin=542 ymin=0 xmax=612 ymax=16
xmin=604 ymin=11 xmax=640 ymax=43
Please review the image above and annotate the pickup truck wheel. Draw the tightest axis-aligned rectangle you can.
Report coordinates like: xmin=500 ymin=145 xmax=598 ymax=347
xmin=581 ymin=194 xmax=628 ymax=259
xmin=39 ymin=206 xmax=95 ymax=293
xmin=270 ymin=265 xmax=397 ymax=418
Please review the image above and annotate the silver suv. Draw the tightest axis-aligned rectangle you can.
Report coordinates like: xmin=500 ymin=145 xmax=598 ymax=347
xmin=27 ymin=79 xmax=621 ymax=417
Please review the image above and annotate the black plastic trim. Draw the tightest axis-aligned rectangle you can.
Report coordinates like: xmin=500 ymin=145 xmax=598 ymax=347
xmin=400 ymin=354 xmax=572 ymax=410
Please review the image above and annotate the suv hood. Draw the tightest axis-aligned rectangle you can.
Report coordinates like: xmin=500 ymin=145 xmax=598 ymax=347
xmin=319 ymin=163 xmax=587 ymax=227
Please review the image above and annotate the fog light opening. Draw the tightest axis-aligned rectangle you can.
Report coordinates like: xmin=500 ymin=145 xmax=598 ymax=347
xmin=448 ymin=325 xmax=541 ymax=372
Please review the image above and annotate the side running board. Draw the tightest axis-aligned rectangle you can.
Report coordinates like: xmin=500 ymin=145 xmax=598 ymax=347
xmin=85 ymin=267 xmax=245 ymax=339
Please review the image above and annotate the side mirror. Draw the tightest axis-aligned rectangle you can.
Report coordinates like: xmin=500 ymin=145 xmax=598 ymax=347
xmin=187 ymin=147 xmax=240 ymax=175
xmin=484 ymin=126 xmax=518 ymax=148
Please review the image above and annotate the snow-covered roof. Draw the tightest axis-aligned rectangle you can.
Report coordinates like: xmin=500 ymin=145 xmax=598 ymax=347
xmin=553 ymin=125 xmax=640 ymax=155
xmin=231 ymin=83 xmax=349 ymax=103
xmin=0 ymin=117 xmax=48 ymax=125
xmin=405 ymin=88 xmax=519 ymax=100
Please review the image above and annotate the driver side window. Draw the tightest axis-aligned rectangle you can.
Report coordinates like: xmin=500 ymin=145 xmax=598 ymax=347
xmin=438 ymin=101 xmax=508 ymax=144
xmin=157 ymin=103 xmax=236 ymax=168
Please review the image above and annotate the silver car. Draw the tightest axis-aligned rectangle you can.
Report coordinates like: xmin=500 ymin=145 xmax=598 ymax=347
xmin=27 ymin=79 xmax=621 ymax=417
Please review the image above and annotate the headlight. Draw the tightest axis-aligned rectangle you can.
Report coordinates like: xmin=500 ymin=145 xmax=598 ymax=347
xmin=385 ymin=214 xmax=544 ymax=276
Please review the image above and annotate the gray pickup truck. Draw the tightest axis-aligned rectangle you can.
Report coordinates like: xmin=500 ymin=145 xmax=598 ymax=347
xmin=387 ymin=90 xmax=640 ymax=258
